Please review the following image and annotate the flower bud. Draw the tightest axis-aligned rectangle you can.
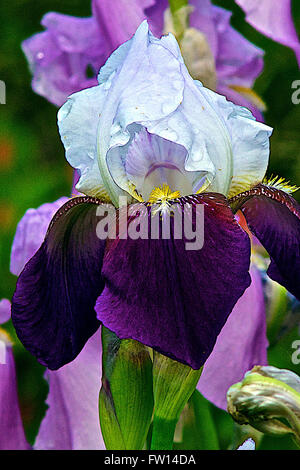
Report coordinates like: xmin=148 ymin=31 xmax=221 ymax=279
xmin=227 ymin=366 xmax=300 ymax=446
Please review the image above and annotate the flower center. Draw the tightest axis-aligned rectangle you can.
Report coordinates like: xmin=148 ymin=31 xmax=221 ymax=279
xmin=148 ymin=184 xmax=181 ymax=205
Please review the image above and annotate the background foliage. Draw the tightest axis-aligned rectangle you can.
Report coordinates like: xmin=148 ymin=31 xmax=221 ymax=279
xmin=0 ymin=0 xmax=299 ymax=449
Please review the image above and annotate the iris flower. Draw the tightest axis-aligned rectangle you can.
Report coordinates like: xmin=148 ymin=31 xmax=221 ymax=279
xmin=12 ymin=23 xmax=299 ymax=373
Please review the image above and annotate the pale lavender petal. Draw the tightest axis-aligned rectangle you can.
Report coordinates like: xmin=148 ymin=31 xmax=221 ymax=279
xmin=10 ymin=197 xmax=68 ymax=276
xmin=189 ymin=0 xmax=220 ymax=57
xmin=144 ymin=0 xmax=168 ymax=38
xmin=22 ymin=13 xmax=105 ymax=106
xmin=92 ymin=0 xmax=155 ymax=52
xmin=0 ymin=338 xmax=29 ymax=449
xmin=212 ymin=6 xmax=264 ymax=87
xmin=236 ymin=0 xmax=300 ymax=66
xmin=197 ymin=266 xmax=268 ymax=410
xmin=0 ymin=299 xmax=11 ymax=324
xmin=34 ymin=330 xmax=104 ymax=450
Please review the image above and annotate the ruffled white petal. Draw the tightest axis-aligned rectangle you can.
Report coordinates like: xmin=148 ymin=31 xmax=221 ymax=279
xmin=197 ymin=85 xmax=273 ymax=196
xmin=58 ymin=86 xmax=107 ymax=198
xmin=57 ymin=21 xmax=272 ymax=204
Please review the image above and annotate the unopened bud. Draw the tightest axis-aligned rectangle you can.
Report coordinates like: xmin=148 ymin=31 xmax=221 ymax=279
xmin=227 ymin=366 xmax=300 ymax=446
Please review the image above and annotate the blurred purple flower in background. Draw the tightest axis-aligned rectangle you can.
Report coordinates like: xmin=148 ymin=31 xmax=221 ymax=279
xmin=22 ymin=0 xmax=265 ymax=118
xmin=34 ymin=329 xmax=105 ymax=450
xmin=0 ymin=308 xmax=29 ymax=450
xmin=236 ymin=0 xmax=300 ymax=66
xmin=10 ymin=198 xmax=68 ymax=277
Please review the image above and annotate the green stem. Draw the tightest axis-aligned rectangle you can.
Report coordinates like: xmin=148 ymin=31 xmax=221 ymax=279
xmin=151 ymin=418 xmax=177 ymax=450
xmin=168 ymin=0 xmax=188 ymax=15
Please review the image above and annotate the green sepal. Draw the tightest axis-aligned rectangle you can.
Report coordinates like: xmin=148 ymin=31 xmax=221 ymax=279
xmin=99 ymin=327 xmax=154 ymax=450
xmin=151 ymin=351 xmax=202 ymax=449
xmin=168 ymin=0 xmax=189 ymax=41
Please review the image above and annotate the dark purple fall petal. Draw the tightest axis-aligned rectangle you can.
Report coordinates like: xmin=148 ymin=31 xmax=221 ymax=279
xmin=96 ymin=194 xmax=251 ymax=370
xmin=12 ymin=197 xmax=106 ymax=370
xmin=230 ymin=184 xmax=300 ymax=300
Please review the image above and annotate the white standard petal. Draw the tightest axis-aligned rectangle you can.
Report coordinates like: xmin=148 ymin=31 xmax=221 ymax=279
xmin=58 ymin=21 xmax=272 ymax=204
xmin=97 ymin=21 xmax=236 ymax=201
xmin=197 ymin=85 xmax=273 ymax=197
xmin=58 ymin=86 xmax=109 ymax=199
xmin=96 ymin=21 xmax=186 ymax=205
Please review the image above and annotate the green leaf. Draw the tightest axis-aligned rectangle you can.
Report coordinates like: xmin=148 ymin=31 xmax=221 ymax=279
xmin=151 ymin=351 xmax=202 ymax=449
xmin=174 ymin=390 xmax=220 ymax=450
xmin=99 ymin=327 xmax=154 ymax=450
xmin=266 ymin=279 xmax=289 ymax=346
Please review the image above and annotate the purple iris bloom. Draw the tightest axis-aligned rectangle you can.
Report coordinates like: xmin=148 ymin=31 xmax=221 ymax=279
xmin=22 ymin=0 xmax=264 ymax=118
xmin=11 ymin=23 xmax=299 ymax=374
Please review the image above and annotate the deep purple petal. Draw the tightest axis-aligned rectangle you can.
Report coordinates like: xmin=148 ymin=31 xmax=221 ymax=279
xmin=197 ymin=266 xmax=268 ymax=409
xmin=236 ymin=0 xmax=300 ymax=67
xmin=231 ymin=184 xmax=300 ymax=300
xmin=0 ymin=339 xmax=29 ymax=449
xmin=12 ymin=197 xmax=107 ymax=370
xmin=96 ymin=194 xmax=251 ymax=369
xmin=34 ymin=330 xmax=105 ymax=450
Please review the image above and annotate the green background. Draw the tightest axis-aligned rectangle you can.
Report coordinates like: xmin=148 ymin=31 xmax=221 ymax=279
xmin=0 ymin=0 xmax=299 ymax=449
